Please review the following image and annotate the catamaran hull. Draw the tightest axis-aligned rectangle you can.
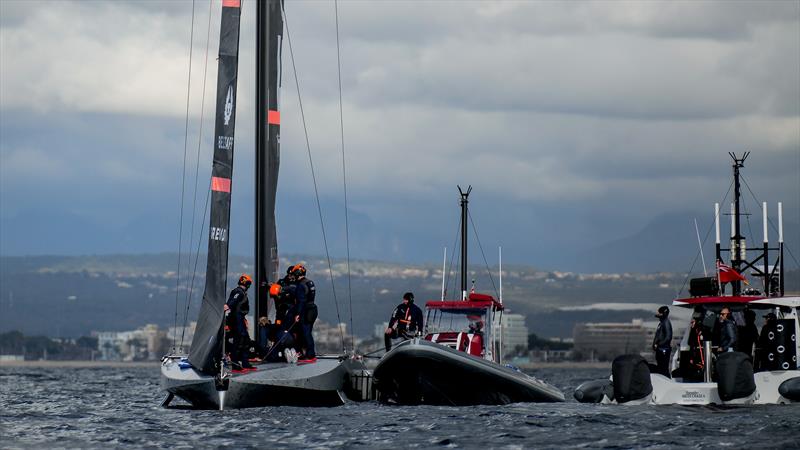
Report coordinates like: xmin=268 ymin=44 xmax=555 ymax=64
xmin=373 ymin=339 xmax=565 ymax=405
xmin=575 ymin=371 xmax=800 ymax=405
xmin=160 ymin=356 xmax=359 ymax=409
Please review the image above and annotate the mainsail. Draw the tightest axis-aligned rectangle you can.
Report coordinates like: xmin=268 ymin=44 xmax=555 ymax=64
xmin=254 ymin=0 xmax=284 ymax=346
xmin=188 ymin=0 xmax=242 ymax=374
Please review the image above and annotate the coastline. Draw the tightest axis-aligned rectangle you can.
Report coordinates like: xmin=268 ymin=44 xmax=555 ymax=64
xmin=0 ymin=360 xmax=159 ymax=368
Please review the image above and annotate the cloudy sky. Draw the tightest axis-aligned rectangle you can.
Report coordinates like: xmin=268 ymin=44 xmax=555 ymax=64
xmin=1 ymin=0 xmax=798 ymax=271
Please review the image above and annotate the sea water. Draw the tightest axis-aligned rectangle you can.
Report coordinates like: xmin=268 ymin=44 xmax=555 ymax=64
xmin=1 ymin=366 xmax=798 ymax=449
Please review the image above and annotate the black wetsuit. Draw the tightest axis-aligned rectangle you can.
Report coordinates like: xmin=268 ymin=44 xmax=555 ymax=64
xmin=225 ymin=285 xmax=251 ymax=368
xmin=719 ymin=319 xmax=737 ymax=352
xmin=652 ymin=316 xmax=672 ymax=377
xmin=295 ymin=277 xmax=317 ymax=359
xmin=385 ymin=301 xmax=423 ymax=352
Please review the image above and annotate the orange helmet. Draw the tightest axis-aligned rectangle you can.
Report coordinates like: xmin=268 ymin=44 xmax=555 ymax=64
xmin=239 ymin=274 xmax=253 ymax=287
xmin=269 ymin=283 xmax=282 ymax=297
xmin=290 ymin=264 xmax=306 ymax=278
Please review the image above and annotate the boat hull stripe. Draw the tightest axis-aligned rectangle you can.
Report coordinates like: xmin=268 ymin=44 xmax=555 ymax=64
xmin=211 ymin=176 xmax=231 ymax=193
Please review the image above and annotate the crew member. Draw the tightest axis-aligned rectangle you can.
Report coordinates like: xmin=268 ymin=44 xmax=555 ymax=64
xmin=225 ymin=274 xmax=255 ymax=371
xmin=384 ymin=292 xmax=424 ymax=352
xmin=718 ymin=307 xmax=737 ymax=353
xmin=755 ymin=312 xmax=777 ymax=371
xmin=269 ymin=267 xmax=297 ymax=328
xmin=719 ymin=306 xmax=736 ymax=353
xmin=291 ymin=264 xmax=317 ymax=362
xmin=736 ymin=308 xmax=758 ymax=358
xmin=686 ymin=316 xmax=705 ymax=381
xmin=652 ymin=306 xmax=672 ymax=377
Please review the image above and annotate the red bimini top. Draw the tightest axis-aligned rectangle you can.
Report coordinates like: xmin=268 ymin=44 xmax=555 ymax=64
xmin=425 ymin=293 xmax=504 ymax=311
xmin=673 ymin=295 xmax=766 ymax=307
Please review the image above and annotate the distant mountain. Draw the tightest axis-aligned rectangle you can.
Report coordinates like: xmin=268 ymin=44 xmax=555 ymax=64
xmin=573 ymin=211 xmax=799 ymax=273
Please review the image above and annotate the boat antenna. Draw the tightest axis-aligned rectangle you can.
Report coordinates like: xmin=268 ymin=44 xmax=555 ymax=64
xmin=499 ymin=246 xmax=503 ymax=304
xmin=458 ymin=185 xmax=472 ymax=300
xmin=441 ymin=247 xmax=447 ymax=301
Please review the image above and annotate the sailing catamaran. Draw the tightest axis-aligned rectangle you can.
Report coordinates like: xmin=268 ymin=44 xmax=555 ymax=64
xmin=161 ymin=0 xmax=358 ymax=410
xmin=575 ymin=153 xmax=800 ymax=406
xmin=373 ymin=187 xmax=565 ymax=405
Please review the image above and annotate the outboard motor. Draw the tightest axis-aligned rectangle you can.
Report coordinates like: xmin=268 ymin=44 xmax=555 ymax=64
xmin=778 ymin=377 xmax=800 ymax=402
xmin=716 ymin=352 xmax=756 ymax=401
xmin=574 ymin=379 xmax=613 ymax=403
xmin=612 ymin=354 xmax=652 ymax=403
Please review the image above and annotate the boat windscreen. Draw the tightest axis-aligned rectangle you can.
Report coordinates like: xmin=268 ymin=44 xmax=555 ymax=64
xmin=426 ymin=308 xmax=488 ymax=334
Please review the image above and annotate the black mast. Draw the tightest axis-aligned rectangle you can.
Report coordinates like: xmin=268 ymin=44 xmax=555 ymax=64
xmin=255 ymin=0 xmax=284 ymax=348
xmin=729 ymin=152 xmax=748 ymax=296
xmin=458 ymin=186 xmax=472 ymax=300
xmin=188 ymin=0 xmax=242 ymax=374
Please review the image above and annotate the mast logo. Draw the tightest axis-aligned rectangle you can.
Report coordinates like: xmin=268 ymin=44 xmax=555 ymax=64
xmin=223 ymin=86 xmax=234 ymax=126
xmin=210 ymin=227 xmax=227 ymax=242
xmin=217 ymin=135 xmax=234 ymax=151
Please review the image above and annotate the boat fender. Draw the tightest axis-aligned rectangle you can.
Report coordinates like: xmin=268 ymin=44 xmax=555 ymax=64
xmin=778 ymin=377 xmax=800 ymax=402
xmin=612 ymin=354 xmax=652 ymax=403
xmin=716 ymin=351 xmax=756 ymax=401
xmin=574 ymin=379 xmax=613 ymax=403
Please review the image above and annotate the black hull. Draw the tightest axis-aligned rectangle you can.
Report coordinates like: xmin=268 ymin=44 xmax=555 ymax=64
xmin=161 ymin=356 xmax=358 ymax=409
xmin=373 ymin=339 xmax=564 ymax=405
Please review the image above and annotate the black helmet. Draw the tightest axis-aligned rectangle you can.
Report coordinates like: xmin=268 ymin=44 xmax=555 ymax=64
xmin=763 ymin=312 xmax=777 ymax=321
xmin=403 ymin=292 xmax=414 ymax=303
xmin=656 ymin=306 xmax=669 ymax=318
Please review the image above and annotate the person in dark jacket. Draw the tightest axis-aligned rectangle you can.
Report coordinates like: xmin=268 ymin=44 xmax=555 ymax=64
xmin=718 ymin=307 xmax=737 ymax=353
xmin=736 ymin=308 xmax=759 ymax=358
xmin=291 ymin=264 xmax=317 ymax=362
xmin=652 ymin=306 xmax=673 ymax=377
xmin=224 ymin=274 xmax=254 ymax=371
xmin=685 ymin=316 xmax=706 ymax=381
xmin=755 ymin=312 xmax=778 ymax=371
xmin=384 ymin=292 xmax=424 ymax=352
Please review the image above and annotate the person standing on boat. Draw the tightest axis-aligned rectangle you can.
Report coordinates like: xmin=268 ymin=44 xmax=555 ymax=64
xmin=384 ymin=292 xmax=424 ymax=352
xmin=652 ymin=306 xmax=672 ymax=377
xmin=755 ymin=312 xmax=777 ymax=371
xmin=736 ymin=308 xmax=759 ymax=358
xmin=224 ymin=274 xmax=254 ymax=370
xmin=717 ymin=307 xmax=737 ymax=353
xmin=291 ymin=264 xmax=317 ymax=362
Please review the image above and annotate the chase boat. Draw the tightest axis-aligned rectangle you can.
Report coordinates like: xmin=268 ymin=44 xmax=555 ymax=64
xmin=575 ymin=154 xmax=800 ymax=406
xmin=373 ymin=187 xmax=565 ymax=405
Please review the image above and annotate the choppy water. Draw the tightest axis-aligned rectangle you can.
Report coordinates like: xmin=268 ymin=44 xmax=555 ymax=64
xmin=1 ymin=366 xmax=798 ymax=449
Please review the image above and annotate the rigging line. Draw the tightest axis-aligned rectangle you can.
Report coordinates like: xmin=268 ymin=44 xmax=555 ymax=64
xmin=445 ymin=215 xmax=461 ymax=299
xmin=740 ymin=176 xmax=800 ymax=268
xmin=179 ymin=2 xmax=215 ymax=349
xmin=173 ymin=0 xmax=197 ymax=351
xmin=467 ymin=210 xmax=499 ymax=299
xmin=334 ymin=0 xmax=354 ymax=352
xmin=180 ymin=178 xmax=213 ymax=349
xmin=184 ymin=0 xmax=215 ymax=315
xmin=282 ymin=3 xmax=346 ymax=351
xmin=677 ymin=179 xmax=734 ymax=297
